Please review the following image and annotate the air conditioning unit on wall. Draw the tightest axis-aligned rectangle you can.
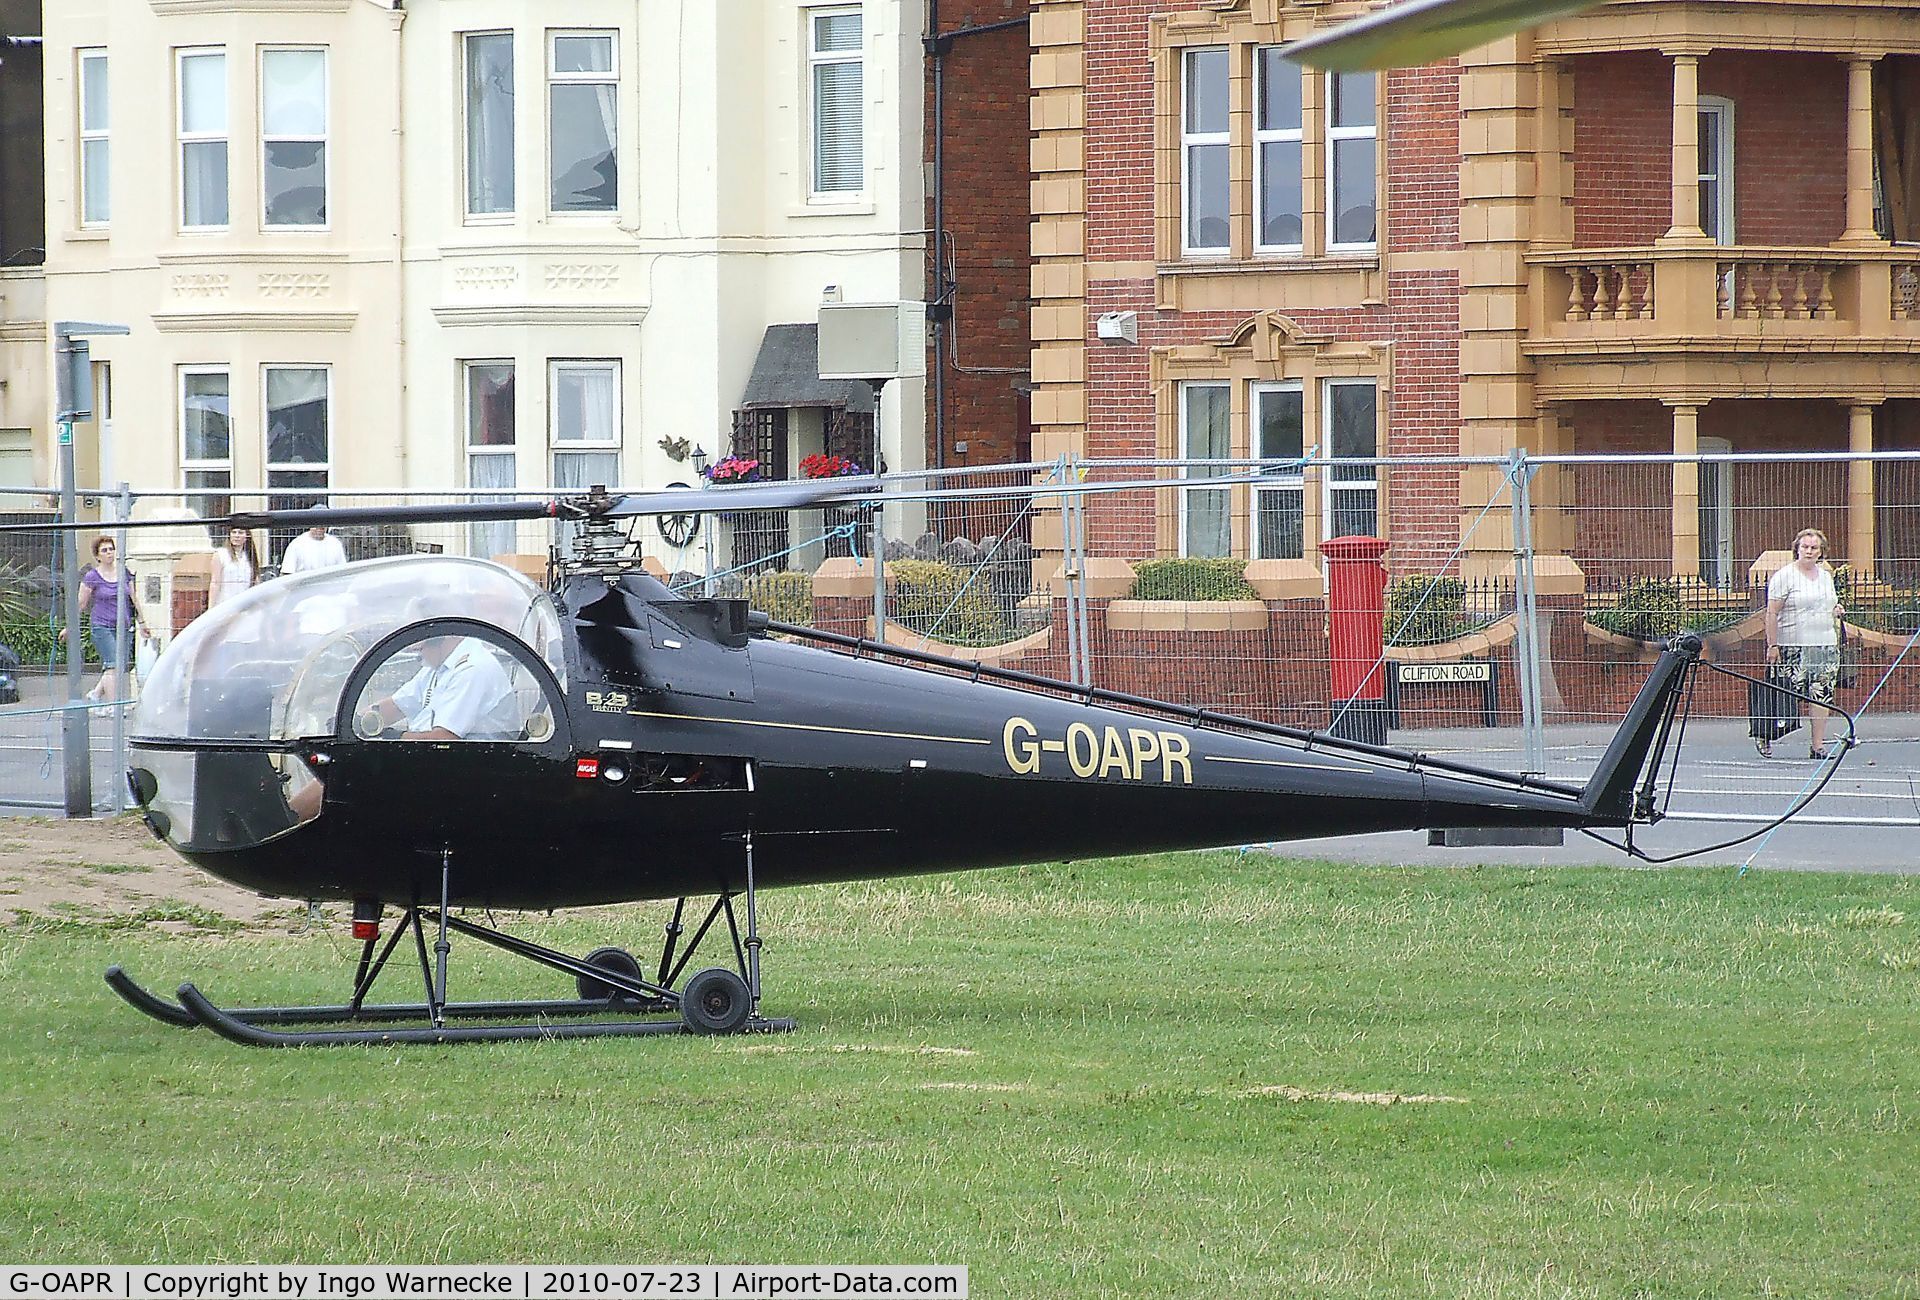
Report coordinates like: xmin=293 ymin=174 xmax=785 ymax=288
xmin=818 ymin=302 xmax=928 ymax=381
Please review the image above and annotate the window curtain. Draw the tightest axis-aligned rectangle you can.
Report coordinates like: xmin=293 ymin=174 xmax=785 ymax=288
xmin=267 ymin=368 xmax=329 ymax=466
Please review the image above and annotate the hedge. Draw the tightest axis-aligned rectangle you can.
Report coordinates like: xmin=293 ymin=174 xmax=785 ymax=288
xmin=1128 ymin=557 xmax=1257 ymax=602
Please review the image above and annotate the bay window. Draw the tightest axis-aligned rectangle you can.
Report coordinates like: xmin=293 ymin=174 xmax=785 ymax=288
xmin=262 ymin=49 xmax=328 ymax=227
xmin=265 ymin=368 xmax=332 ymax=564
xmin=548 ymin=32 xmax=616 ymax=213
xmin=465 ymin=33 xmax=515 ymax=217
xmin=178 ymin=49 xmax=228 ymax=229
xmin=181 ymin=368 xmax=232 ymax=527
xmin=466 ymin=362 xmax=517 ymax=559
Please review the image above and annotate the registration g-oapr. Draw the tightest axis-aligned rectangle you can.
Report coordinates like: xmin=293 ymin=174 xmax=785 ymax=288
xmin=1002 ymin=716 xmax=1194 ymax=784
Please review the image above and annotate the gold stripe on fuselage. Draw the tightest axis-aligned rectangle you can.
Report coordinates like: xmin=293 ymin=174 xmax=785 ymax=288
xmin=622 ymin=709 xmax=992 ymax=746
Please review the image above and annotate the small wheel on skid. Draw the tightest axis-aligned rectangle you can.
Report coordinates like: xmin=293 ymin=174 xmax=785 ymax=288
xmin=679 ymin=966 xmax=752 ymax=1034
xmin=576 ymin=946 xmax=644 ymax=1001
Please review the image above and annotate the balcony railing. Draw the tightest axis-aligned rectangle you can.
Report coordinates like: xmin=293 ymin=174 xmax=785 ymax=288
xmin=1529 ymin=245 xmax=1920 ymax=344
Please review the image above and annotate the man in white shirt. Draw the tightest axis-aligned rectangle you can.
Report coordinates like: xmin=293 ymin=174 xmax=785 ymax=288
xmin=367 ymin=635 xmax=520 ymax=741
xmin=280 ymin=525 xmax=348 ymax=575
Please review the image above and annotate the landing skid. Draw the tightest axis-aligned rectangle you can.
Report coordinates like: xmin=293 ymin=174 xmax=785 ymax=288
xmin=105 ymin=850 xmax=794 ymax=1047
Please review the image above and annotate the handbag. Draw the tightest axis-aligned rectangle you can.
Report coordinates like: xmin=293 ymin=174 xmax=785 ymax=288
xmin=1748 ymin=664 xmax=1801 ymax=743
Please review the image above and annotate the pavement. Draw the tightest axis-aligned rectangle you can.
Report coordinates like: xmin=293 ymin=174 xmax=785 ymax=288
xmin=1272 ymin=715 xmax=1920 ymax=873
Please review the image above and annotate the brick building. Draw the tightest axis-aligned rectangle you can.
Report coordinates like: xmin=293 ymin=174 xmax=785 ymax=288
xmin=1030 ymin=0 xmax=1920 ymax=585
xmin=927 ymin=2 xmax=1033 ymax=474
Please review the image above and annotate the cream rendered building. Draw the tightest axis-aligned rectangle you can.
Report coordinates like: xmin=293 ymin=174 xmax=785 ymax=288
xmin=27 ymin=0 xmax=927 ymax=564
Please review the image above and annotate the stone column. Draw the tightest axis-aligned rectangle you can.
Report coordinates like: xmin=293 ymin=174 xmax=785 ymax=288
xmin=1840 ymin=57 xmax=1884 ymax=244
xmin=1663 ymin=54 xmax=1707 ymax=243
xmin=1847 ymin=401 xmax=1879 ymax=575
xmin=1670 ymin=402 xmax=1701 ymax=578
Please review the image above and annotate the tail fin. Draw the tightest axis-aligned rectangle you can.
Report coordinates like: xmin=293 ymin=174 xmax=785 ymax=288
xmin=1578 ymin=633 xmax=1703 ymax=825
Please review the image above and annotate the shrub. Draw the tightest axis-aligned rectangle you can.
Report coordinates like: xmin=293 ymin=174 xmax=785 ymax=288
xmin=745 ymin=571 xmax=814 ymax=626
xmin=890 ymin=559 xmax=1003 ymax=645
xmin=1589 ymin=578 xmax=1685 ymax=640
xmin=0 ymin=618 xmax=100 ymax=667
xmin=1386 ymin=574 xmax=1469 ymax=646
xmin=1128 ymin=558 xmax=1257 ymax=602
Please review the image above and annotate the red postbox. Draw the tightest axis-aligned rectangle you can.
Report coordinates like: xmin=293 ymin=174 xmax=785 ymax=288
xmin=1322 ymin=534 xmax=1390 ymax=744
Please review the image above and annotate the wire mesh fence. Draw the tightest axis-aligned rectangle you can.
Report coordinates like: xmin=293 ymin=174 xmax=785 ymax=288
xmin=4 ymin=451 xmax=1919 ymax=823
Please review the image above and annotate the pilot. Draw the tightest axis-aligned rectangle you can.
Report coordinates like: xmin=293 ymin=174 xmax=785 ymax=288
xmin=364 ymin=633 xmax=520 ymax=741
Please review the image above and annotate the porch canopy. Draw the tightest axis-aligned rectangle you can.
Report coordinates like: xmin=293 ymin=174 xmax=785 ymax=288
xmin=740 ymin=324 xmax=875 ymax=413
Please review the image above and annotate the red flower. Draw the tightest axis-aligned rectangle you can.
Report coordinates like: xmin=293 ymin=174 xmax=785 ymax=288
xmin=799 ymin=453 xmax=866 ymax=479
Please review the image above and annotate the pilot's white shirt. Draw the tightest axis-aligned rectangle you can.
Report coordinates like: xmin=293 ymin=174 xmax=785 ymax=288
xmin=391 ymin=639 xmax=519 ymax=739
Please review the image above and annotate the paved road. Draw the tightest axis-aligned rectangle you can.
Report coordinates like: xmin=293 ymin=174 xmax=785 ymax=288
xmin=1274 ymin=715 xmax=1920 ymax=873
xmin=0 ymin=673 xmax=138 ymax=817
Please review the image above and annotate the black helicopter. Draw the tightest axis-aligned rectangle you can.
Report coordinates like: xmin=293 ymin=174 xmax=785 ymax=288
xmin=50 ymin=0 xmax=1810 ymax=1049
xmin=10 ymin=473 xmax=1823 ymax=1049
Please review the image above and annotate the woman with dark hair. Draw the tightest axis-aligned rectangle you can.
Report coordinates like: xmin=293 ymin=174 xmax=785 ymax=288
xmin=210 ymin=526 xmax=260 ymax=607
xmin=70 ymin=535 xmax=149 ymax=702
xmin=1758 ymin=527 xmax=1845 ymax=759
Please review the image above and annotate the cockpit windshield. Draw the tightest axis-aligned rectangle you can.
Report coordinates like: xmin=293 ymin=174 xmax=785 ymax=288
xmin=134 ymin=556 xmax=566 ymax=744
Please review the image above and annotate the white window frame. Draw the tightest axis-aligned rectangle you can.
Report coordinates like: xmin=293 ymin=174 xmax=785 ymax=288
xmin=179 ymin=366 xmax=233 ymax=520
xmin=78 ymin=49 xmax=109 ymax=228
xmin=546 ymin=29 xmax=618 ymax=217
xmin=176 ymin=47 xmax=228 ymax=231
xmin=1698 ymin=434 xmax=1734 ymax=588
xmin=260 ymin=46 xmax=329 ymax=230
xmin=548 ymin=359 xmax=622 ymax=484
xmin=1178 ymin=381 xmax=1232 ymax=557
xmin=1321 ymin=377 xmax=1379 ymax=542
xmin=465 ymin=361 xmax=518 ymax=559
xmin=263 ymin=365 xmax=334 ymax=504
xmin=1698 ymin=95 xmax=1735 ymax=245
xmin=806 ymin=6 xmax=865 ymax=200
xmin=1252 ymin=382 xmax=1306 ymax=559
xmin=463 ymin=31 xmax=515 ymax=220
xmin=1253 ymin=49 xmax=1303 ymax=255
xmin=1182 ymin=47 xmax=1231 ymax=257
xmin=1325 ymin=71 xmax=1378 ymax=253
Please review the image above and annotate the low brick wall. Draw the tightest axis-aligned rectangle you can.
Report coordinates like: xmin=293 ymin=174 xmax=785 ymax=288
xmin=804 ymin=587 xmax=1920 ymax=728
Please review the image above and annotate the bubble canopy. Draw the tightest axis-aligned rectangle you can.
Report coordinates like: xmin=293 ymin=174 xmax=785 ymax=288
xmin=134 ymin=556 xmax=567 ymax=744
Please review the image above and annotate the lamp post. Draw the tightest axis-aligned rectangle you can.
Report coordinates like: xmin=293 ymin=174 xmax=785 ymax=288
xmin=52 ymin=321 xmax=130 ymax=818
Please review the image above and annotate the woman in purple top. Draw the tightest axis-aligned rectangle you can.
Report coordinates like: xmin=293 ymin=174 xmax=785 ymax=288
xmin=72 ymin=535 xmax=149 ymax=701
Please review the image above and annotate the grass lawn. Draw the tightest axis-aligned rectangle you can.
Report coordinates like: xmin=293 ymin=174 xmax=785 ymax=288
xmin=0 ymin=854 xmax=1916 ymax=1298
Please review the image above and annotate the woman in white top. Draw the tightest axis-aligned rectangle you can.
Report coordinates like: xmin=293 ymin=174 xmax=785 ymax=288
xmin=1760 ymin=527 xmax=1845 ymax=759
xmin=210 ymin=527 xmax=260 ymax=608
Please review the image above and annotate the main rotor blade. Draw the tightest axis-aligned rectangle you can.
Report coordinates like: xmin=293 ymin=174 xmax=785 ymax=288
xmin=1284 ymin=0 xmax=1605 ymax=70
xmin=604 ymin=477 xmax=879 ymax=518
xmin=0 ymin=478 xmax=880 ymax=535
xmin=0 ymin=498 xmax=570 ymax=535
